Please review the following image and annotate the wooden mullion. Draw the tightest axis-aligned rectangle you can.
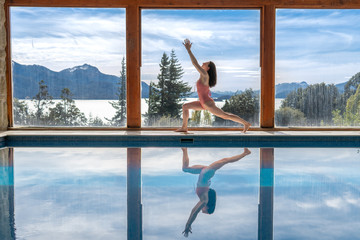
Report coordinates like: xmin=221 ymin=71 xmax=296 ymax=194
xmin=260 ymin=5 xmax=276 ymax=128
xmin=126 ymin=4 xmax=141 ymax=128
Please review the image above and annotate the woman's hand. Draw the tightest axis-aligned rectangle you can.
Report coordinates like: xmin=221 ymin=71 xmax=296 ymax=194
xmin=183 ymin=39 xmax=192 ymax=51
xmin=182 ymin=225 xmax=192 ymax=237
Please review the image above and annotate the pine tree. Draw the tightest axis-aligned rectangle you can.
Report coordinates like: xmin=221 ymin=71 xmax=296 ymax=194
xmin=48 ymin=88 xmax=87 ymax=126
xmin=144 ymin=50 xmax=191 ymax=126
xmin=108 ymin=56 xmax=126 ymax=126
xmin=32 ymin=80 xmax=53 ymax=125
xmin=144 ymin=82 xmax=160 ymax=125
xmin=157 ymin=52 xmax=170 ymax=116
xmin=164 ymin=49 xmax=191 ymax=118
xmin=281 ymin=83 xmax=339 ymax=125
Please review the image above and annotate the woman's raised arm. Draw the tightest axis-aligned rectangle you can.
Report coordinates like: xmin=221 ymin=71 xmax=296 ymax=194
xmin=183 ymin=39 xmax=207 ymax=76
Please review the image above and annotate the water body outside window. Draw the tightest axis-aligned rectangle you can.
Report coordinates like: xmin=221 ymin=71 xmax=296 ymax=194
xmin=275 ymin=9 xmax=360 ymax=127
xmin=10 ymin=7 xmax=126 ymax=127
xmin=141 ymin=10 xmax=261 ymax=128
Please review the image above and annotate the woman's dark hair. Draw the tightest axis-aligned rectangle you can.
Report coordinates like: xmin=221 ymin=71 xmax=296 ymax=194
xmin=207 ymin=188 xmax=216 ymax=214
xmin=207 ymin=61 xmax=217 ymax=88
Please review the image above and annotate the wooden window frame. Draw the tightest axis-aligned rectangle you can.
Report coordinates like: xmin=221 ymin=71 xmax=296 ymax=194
xmin=4 ymin=0 xmax=360 ymax=131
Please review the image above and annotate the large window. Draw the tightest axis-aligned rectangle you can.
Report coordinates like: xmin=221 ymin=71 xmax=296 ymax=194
xmin=275 ymin=9 xmax=360 ymax=127
xmin=11 ymin=7 xmax=126 ymax=127
xmin=141 ymin=10 xmax=260 ymax=128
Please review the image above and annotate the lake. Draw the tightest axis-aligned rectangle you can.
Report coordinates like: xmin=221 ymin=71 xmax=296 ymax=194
xmin=18 ymin=98 xmax=284 ymax=124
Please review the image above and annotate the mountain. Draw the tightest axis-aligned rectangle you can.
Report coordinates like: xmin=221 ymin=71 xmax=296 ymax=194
xmin=12 ymin=62 xmax=349 ymax=100
xmin=141 ymin=81 xmax=150 ymax=98
xmin=275 ymin=81 xmax=308 ymax=98
xmin=335 ymin=82 xmax=346 ymax=93
xmin=13 ymin=62 xmax=120 ymax=99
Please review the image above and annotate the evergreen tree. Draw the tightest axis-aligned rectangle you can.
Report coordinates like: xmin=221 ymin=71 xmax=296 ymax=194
xmin=144 ymin=50 xmax=191 ymax=125
xmin=214 ymin=89 xmax=259 ymax=126
xmin=13 ymin=98 xmax=32 ymax=125
xmin=337 ymin=72 xmax=360 ymax=114
xmin=108 ymin=56 xmax=126 ymax=126
xmin=157 ymin=52 xmax=170 ymax=116
xmin=281 ymin=83 xmax=339 ymax=125
xmin=144 ymin=82 xmax=160 ymax=125
xmin=88 ymin=113 xmax=105 ymax=126
xmin=164 ymin=49 xmax=190 ymax=118
xmin=32 ymin=80 xmax=53 ymax=125
xmin=344 ymin=84 xmax=360 ymax=125
xmin=275 ymin=107 xmax=306 ymax=126
xmin=48 ymin=88 xmax=87 ymax=126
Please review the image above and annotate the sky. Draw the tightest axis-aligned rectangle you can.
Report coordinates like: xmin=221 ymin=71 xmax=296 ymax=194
xmin=10 ymin=7 xmax=360 ymax=92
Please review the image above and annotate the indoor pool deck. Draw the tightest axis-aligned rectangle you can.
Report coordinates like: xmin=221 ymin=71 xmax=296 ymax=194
xmin=1 ymin=130 xmax=360 ymax=148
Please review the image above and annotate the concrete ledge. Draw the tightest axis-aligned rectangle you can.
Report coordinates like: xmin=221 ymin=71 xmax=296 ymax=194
xmin=1 ymin=130 xmax=360 ymax=148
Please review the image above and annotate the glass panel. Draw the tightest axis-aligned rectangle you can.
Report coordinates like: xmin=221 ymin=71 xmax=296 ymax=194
xmin=275 ymin=9 xmax=360 ymax=127
xmin=141 ymin=10 xmax=261 ymax=128
xmin=11 ymin=7 xmax=126 ymax=127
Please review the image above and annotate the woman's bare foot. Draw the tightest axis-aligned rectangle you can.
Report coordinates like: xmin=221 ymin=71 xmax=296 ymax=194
xmin=175 ymin=127 xmax=188 ymax=132
xmin=244 ymin=148 xmax=251 ymax=155
xmin=242 ymin=123 xmax=251 ymax=133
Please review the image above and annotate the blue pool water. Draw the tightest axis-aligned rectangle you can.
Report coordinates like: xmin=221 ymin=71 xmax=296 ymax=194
xmin=1 ymin=147 xmax=360 ymax=239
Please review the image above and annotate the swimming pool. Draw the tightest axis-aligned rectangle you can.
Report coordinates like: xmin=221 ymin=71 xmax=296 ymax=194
xmin=1 ymin=145 xmax=359 ymax=240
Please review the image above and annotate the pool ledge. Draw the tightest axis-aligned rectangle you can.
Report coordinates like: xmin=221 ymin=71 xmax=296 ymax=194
xmin=1 ymin=130 xmax=360 ymax=148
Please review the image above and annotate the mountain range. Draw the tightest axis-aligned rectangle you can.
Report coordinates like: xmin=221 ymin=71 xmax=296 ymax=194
xmin=12 ymin=62 xmax=346 ymax=100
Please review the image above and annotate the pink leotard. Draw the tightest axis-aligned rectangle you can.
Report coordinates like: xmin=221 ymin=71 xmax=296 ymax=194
xmin=196 ymin=80 xmax=213 ymax=108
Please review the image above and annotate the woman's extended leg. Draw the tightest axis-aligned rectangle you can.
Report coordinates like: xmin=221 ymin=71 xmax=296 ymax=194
xmin=176 ymin=101 xmax=204 ymax=132
xmin=207 ymin=148 xmax=251 ymax=171
xmin=181 ymin=148 xmax=206 ymax=174
xmin=204 ymin=101 xmax=251 ymax=133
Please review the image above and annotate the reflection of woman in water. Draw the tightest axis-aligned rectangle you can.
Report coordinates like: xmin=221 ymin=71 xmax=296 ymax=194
xmin=175 ymin=39 xmax=251 ymax=133
xmin=181 ymin=147 xmax=251 ymax=237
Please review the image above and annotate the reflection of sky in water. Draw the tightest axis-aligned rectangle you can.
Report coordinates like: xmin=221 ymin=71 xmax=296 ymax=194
xmin=274 ymin=148 xmax=360 ymax=240
xmin=1 ymin=147 xmax=360 ymax=239
xmin=13 ymin=148 xmax=127 ymax=240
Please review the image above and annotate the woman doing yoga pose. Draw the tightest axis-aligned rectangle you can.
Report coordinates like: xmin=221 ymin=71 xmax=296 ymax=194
xmin=176 ymin=39 xmax=251 ymax=133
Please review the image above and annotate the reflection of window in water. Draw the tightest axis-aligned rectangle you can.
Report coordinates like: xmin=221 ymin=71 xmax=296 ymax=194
xmin=181 ymin=147 xmax=251 ymax=237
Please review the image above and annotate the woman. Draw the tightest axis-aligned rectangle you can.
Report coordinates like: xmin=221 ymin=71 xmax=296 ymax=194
xmin=181 ymin=147 xmax=251 ymax=237
xmin=176 ymin=39 xmax=251 ymax=133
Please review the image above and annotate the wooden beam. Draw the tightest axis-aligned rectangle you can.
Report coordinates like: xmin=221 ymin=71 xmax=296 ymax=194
xmin=260 ymin=5 xmax=275 ymax=128
xmin=6 ymin=0 xmax=132 ymax=7
xmin=126 ymin=4 xmax=141 ymax=128
xmin=6 ymin=0 xmax=360 ymax=8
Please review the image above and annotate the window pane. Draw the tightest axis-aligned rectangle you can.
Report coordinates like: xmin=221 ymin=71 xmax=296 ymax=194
xmin=141 ymin=10 xmax=260 ymax=128
xmin=275 ymin=9 xmax=360 ymax=127
xmin=11 ymin=7 xmax=126 ymax=127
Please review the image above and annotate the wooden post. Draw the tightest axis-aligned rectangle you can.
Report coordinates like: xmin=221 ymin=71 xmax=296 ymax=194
xmin=126 ymin=4 xmax=141 ymax=128
xmin=4 ymin=3 xmax=12 ymax=128
xmin=127 ymin=148 xmax=142 ymax=240
xmin=260 ymin=5 xmax=276 ymax=128
xmin=258 ymin=148 xmax=274 ymax=240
